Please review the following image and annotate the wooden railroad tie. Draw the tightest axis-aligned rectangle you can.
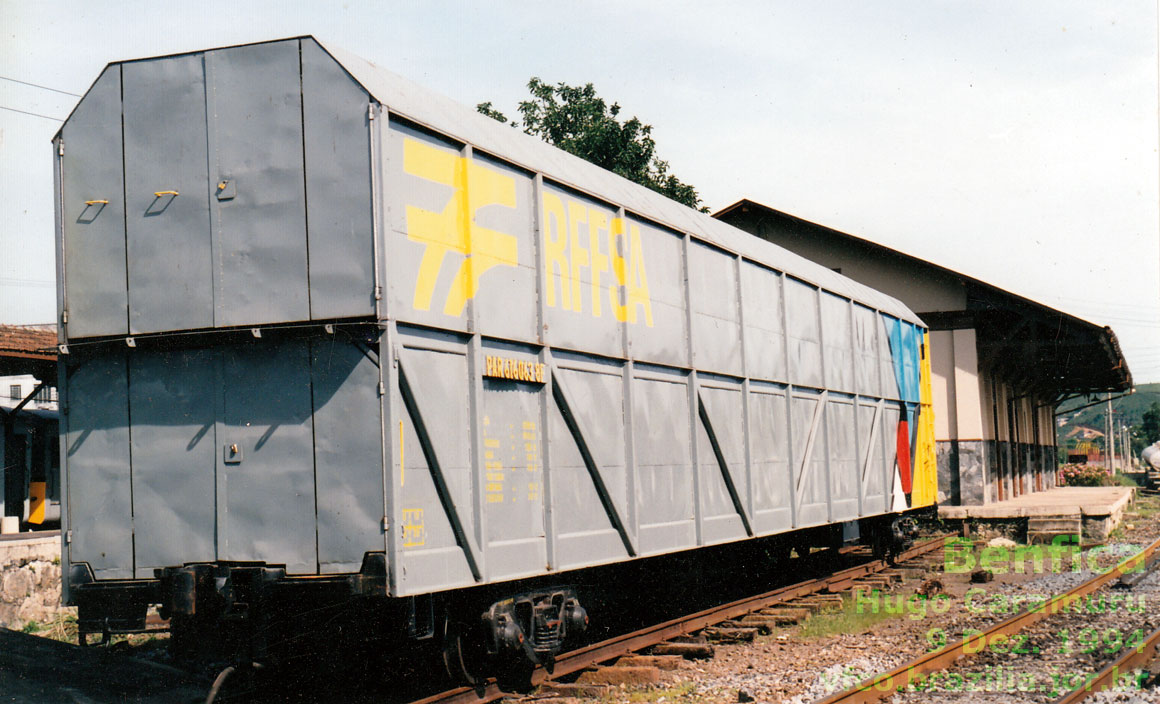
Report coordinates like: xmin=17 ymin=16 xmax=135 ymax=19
xmin=703 ymin=626 xmax=759 ymax=643
xmin=649 ymin=641 xmax=715 ymax=659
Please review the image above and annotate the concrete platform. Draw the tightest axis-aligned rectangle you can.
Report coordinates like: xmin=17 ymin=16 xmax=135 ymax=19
xmin=938 ymin=487 xmax=1134 ymax=519
xmin=938 ymin=487 xmax=1135 ymax=543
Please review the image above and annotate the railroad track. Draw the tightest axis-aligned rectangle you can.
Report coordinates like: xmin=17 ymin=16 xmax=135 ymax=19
xmin=814 ymin=535 xmax=1160 ymax=704
xmin=411 ymin=536 xmax=950 ymax=704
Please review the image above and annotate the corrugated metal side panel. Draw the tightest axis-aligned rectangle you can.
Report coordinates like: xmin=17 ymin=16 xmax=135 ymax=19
xmin=541 ymin=184 xmax=623 ymax=357
xmin=785 ymin=279 xmax=822 ymax=388
xmin=633 ymin=372 xmax=694 ymax=555
xmin=625 ymin=217 xmax=687 ymax=368
xmin=689 ymin=244 xmax=742 ymax=376
xmin=858 ymin=401 xmax=887 ymax=514
xmin=790 ymin=391 xmax=826 ymax=526
xmin=470 ymin=154 xmax=539 ymax=344
xmin=820 ymin=293 xmax=853 ymax=393
xmin=384 ymin=122 xmax=473 ymax=335
xmin=208 ymin=40 xmax=309 ymax=327
xmin=878 ymin=315 xmax=901 ymax=399
xmin=395 ymin=340 xmax=476 ymax=594
xmin=129 ymin=348 xmax=217 ymax=576
xmin=311 ymin=337 xmax=385 ymax=573
xmin=122 ymin=55 xmax=214 ymax=334
xmin=219 ymin=342 xmax=317 ymax=574
xmin=59 ymin=66 xmax=127 ymax=339
xmin=65 ymin=352 xmax=133 ymax=579
xmin=549 ymin=360 xmax=630 ymax=571
xmin=853 ymin=304 xmax=880 ymax=397
xmin=826 ymin=398 xmax=858 ymax=520
xmin=748 ymin=385 xmax=792 ymax=534
xmin=301 ymin=39 xmax=375 ymax=320
xmin=740 ymin=263 xmax=786 ymax=383
xmin=480 ymin=351 xmax=547 ymax=580
xmin=697 ymin=384 xmax=747 ymax=545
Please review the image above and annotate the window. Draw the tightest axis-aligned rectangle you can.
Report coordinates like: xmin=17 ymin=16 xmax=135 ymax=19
xmin=9 ymin=384 xmax=20 ymax=400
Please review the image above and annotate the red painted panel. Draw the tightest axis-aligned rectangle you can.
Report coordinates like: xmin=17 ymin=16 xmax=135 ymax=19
xmin=896 ymin=420 xmax=912 ymax=494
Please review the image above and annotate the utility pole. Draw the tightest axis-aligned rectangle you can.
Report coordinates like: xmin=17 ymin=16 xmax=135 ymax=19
xmin=1124 ymin=423 xmax=1132 ymax=470
xmin=1106 ymin=394 xmax=1113 ymax=471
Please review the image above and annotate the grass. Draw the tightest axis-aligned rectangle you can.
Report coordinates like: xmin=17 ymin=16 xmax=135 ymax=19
xmin=19 ymin=611 xmax=78 ymax=642
xmin=1113 ymin=494 xmax=1160 ymax=541
xmin=16 ymin=610 xmax=165 ymax=651
xmin=1128 ymin=495 xmax=1160 ymax=520
xmin=793 ymin=593 xmax=903 ymax=640
xmin=618 ymin=682 xmax=700 ymax=702
xmin=1110 ymin=473 xmax=1141 ymax=488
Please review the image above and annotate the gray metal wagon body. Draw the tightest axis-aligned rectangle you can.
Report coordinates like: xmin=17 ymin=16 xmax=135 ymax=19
xmin=54 ymin=37 xmax=928 ymax=604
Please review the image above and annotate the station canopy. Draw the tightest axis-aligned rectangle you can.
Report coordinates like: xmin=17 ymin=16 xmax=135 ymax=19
xmin=714 ymin=199 xmax=1131 ymax=404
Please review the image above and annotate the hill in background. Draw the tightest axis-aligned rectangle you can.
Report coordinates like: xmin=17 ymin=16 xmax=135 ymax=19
xmin=1056 ymin=382 xmax=1160 ymax=452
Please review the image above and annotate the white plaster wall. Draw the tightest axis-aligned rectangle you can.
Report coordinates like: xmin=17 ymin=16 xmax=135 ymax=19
xmin=953 ymin=329 xmax=984 ymax=440
xmin=930 ymin=330 xmax=956 ymax=440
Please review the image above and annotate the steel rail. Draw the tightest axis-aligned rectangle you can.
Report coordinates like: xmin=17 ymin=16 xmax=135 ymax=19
xmin=1049 ymin=623 xmax=1160 ymax=703
xmin=412 ymin=536 xmax=950 ymax=704
xmin=814 ymin=535 xmax=1160 ymax=704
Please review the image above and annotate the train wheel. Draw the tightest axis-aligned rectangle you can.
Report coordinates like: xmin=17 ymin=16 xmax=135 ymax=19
xmin=494 ymin=657 xmax=535 ymax=693
xmin=441 ymin=621 xmax=483 ymax=686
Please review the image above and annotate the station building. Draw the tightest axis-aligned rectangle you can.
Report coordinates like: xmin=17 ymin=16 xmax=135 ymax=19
xmin=715 ymin=200 xmax=1132 ymax=506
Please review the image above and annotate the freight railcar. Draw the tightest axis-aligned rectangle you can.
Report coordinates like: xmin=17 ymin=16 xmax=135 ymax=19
xmin=54 ymin=37 xmax=937 ymax=679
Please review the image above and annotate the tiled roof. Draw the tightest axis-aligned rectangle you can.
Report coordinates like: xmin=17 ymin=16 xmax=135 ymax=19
xmin=0 ymin=325 xmax=57 ymax=360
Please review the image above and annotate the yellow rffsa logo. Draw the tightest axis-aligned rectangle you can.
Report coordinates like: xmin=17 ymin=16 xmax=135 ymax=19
xmin=404 ymin=137 xmax=653 ymax=327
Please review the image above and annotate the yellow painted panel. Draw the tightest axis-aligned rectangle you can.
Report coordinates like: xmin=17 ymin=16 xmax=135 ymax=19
xmin=28 ymin=481 xmax=46 ymax=525
xmin=911 ymin=332 xmax=939 ymax=508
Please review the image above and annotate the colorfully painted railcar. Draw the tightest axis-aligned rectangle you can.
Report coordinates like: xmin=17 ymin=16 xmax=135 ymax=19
xmin=54 ymin=37 xmax=936 ymax=672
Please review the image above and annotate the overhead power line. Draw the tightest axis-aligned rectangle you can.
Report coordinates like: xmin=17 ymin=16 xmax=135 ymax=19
xmin=0 ymin=277 xmax=54 ymax=287
xmin=0 ymin=75 xmax=81 ymax=97
xmin=0 ymin=104 xmax=63 ymax=121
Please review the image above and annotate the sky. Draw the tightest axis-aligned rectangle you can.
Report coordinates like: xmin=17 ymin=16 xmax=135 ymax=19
xmin=2 ymin=1 xmax=1158 ymax=382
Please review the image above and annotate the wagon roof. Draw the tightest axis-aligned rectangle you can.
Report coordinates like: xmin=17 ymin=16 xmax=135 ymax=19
xmin=61 ymin=36 xmax=924 ymax=326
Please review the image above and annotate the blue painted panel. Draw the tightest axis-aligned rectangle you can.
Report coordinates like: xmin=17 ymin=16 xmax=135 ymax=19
xmin=885 ymin=316 xmax=920 ymax=404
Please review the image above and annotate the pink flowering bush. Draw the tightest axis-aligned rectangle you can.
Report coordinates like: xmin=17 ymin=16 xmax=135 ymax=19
xmin=1058 ymin=463 xmax=1113 ymax=487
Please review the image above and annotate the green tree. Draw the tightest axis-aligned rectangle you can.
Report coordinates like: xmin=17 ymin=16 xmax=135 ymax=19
xmin=1137 ymin=402 xmax=1160 ymax=452
xmin=478 ymin=79 xmax=706 ymax=211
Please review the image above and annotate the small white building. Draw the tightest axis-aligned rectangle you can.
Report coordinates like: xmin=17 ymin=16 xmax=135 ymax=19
xmin=1 ymin=374 xmax=58 ymax=412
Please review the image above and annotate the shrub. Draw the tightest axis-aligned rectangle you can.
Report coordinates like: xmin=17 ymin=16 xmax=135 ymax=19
xmin=1058 ymin=463 xmax=1112 ymax=487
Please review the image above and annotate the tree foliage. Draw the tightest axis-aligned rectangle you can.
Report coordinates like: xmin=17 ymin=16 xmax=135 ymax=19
xmin=1141 ymin=402 xmax=1160 ymax=445
xmin=478 ymin=78 xmax=706 ymax=211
